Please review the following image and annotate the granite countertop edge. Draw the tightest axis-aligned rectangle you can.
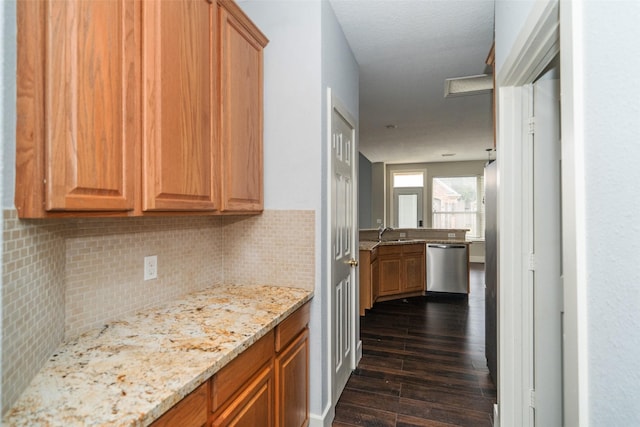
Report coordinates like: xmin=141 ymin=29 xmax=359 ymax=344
xmin=359 ymin=239 xmax=472 ymax=251
xmin=3 ymin=284 xmax=314 ymax=427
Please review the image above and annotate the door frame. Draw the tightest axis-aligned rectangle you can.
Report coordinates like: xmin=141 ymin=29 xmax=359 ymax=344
xmin=496 ymin=1 xmax=587 ymax=426
xmin=325 ymin=87 xmax=361 ymax=417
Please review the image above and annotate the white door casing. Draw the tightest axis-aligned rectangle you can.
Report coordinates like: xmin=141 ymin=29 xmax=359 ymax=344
xmin=328 ymin=89 xmax=359 ymax=406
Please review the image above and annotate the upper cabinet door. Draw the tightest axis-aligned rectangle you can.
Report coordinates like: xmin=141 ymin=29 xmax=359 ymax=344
xmin=44 ymin=0 xmax=138 ymax=212
xmin=142 ymin=0 xmax=218 ymax=212
xmin=219 ymin=2 xmax=268 ymax=212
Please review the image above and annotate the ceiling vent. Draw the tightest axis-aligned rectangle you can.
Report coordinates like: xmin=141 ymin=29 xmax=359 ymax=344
xmin=444 ymin=74 xmax=493 ymax=98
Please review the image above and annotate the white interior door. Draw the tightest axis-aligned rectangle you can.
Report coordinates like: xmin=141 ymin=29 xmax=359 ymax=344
xmin=531 ymin=75 xmax=563 ymax=426
xmin=330 ymin=92 xmax=358 ymax=405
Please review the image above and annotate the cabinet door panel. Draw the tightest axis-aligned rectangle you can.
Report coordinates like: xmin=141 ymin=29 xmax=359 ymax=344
xmin=403 ymin=253 xmax=425 ymax=292
xmin=219 ymin=7 xmax=264 ymax=211
xmin=378 ymin=257 xmax=401 ymax=296
xmin=276 ymin=329 xmax=309 ymax=427
xmin=143 ymin=0 xmax=217 ymax=211
xmin=45 ymin=0 xmax=137 ymax=211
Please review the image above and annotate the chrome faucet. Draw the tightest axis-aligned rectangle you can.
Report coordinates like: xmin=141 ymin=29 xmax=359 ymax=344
xmin=378 ymin=225 xmax=393 ymax=241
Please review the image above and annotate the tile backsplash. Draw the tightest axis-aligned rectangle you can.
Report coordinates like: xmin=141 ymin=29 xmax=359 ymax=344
xmin=64 ymin=216 xmax=225 ymax=339
xmin=2 ymin=211 xmax=66 ymax=415
xmin=1 ymin=209 xmax=315 ymax=414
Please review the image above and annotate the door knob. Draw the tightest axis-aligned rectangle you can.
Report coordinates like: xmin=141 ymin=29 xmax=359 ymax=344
xmin=348 ymin=259 xmax=359 ymax=267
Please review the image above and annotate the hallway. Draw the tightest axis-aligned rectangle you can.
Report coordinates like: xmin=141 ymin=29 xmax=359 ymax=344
xmin=333 ymin=263 xmax=496 ymax=427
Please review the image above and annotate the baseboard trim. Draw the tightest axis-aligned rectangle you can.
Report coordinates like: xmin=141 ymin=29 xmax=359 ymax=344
xmin=309 ymin=402 xmax=334 ymax=427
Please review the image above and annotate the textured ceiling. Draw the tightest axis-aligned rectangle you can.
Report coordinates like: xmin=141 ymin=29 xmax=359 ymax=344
xmin=329 ymin=0 xmax=495 ymax=164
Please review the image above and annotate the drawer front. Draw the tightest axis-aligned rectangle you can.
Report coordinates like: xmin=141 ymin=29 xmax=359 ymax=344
xmin=401 ymin=243 xmax=425 ymax=255
xmin=275 ymin=302 xmax=310 ymax=353
xmin=378 ymin=244 xmax=402 ymax=256
xmin=212 ymin=329 xmax=274 ymax=412
xmin=151 ymin=382 xmax=208 ymax=427
xmin=212 ymin=364 xmax=274 ymax=427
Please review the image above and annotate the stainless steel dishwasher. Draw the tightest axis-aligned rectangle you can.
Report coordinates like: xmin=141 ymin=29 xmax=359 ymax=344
xmin=426 ymin=244 xmax=469 ymax=294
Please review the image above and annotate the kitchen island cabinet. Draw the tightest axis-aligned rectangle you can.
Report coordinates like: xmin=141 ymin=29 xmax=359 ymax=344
xmin=358 ymin=247 xmax=378 ymax=315
xmin=16 ymin=0 xmax=267 ymax=218
xmin=377 ymin=243 xmax=425 ymax=302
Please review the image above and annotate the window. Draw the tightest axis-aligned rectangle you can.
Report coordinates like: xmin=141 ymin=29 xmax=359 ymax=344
xmin=432 ymin=176 xmax=485 ymax=239
xmin=393 ymin=172 xmax=423 ymax=188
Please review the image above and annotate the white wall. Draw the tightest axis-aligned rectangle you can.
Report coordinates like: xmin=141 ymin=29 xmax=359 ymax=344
xmin=371 ymin=162 xmax=385 ymax=226
xmin=581 ymin=2 xmax=640 ymax=424
xmin=0 ymin=0 xmax=17 ymax=407
xmin=238 ymin=0 xmax=358 ymax=422
xmin=358 ymin=153 xmax=372 ymax=229
xmin=1 ymin=0 xmax=16 ymax=210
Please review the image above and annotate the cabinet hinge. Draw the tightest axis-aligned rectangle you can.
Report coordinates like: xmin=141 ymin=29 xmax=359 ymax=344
xmin=530 ymin=389 xmax=536 ymax=408
xmin=560 ymin=275 xmax=565 ymax=313
xmin=528 ymin=117 xmax=535 ymax=134
xmin=528 ymin=253 xmax=536 ymax=271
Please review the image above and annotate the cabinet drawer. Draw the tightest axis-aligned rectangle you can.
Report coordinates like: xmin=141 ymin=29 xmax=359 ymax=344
xmin=151 ymin=382 xmax=208 ymax=427
xmin=212 ymin=329 xmax=274 ymax=412
xmin=402 ymin=244 xmax=425 ymax=255
xmin=378 ymin=245 xmax=402 ymax=256
xmin=275 ymin=303 xmax=310 ymax=353
xmin=212 ymin=363 xmax=274 ymax=427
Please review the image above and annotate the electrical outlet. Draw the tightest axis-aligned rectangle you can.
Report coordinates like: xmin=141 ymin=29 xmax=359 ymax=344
xmin=376 ymin=219 xmax=382 ymax=224
xmin=144 ymin=255 xmax=157 ymax=281
xmin=399 ymin=232 xmax=407 ymax=238
xmin=447 ymin=233 xmax=456 ymax=238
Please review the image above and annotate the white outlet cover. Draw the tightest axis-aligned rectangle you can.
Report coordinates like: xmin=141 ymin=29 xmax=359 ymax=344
xmin=144 ymin=255 xmax=157 ymax=281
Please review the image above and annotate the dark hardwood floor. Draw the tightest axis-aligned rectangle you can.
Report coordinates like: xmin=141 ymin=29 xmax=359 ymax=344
xmin=333 ymin=263 xmax=496 ymax=427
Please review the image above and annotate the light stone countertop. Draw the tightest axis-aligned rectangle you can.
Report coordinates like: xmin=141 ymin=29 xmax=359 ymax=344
xmin=3 ymin=284 xmax=313 ymax=427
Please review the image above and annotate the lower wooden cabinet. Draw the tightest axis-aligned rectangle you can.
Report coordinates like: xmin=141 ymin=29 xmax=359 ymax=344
xmin=150 ymin=382 xmax=208 ymax=427
xmin=374 ymin=243 xmax=426 ymax=303
xmin=212 ymin=365 xmax=274 ymax=427
xmin=358 ymin=248 xmax=378 ymax=315
xmin=151 ymin=302 xmax=310 ymax=427
xmin=402 ymin=245 xmax=426 ymax=292
xmin=275 ymin=329 xmax=309 ymax=427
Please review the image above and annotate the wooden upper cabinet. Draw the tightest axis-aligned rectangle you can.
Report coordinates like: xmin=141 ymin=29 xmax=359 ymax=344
xmin=16 ymin=0 xmax=267 ymax=218
xmin=218 ymin=1 xmax=268 ymax=212
xmin=142 ymin=0 xmax=218 ymax=211
xmin=17 ymin=0 xmax=139 ymax=216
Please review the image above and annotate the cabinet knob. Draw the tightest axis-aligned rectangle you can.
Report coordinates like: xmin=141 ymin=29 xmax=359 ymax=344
xmin=348 ymin=259 xmax=359 ymax=267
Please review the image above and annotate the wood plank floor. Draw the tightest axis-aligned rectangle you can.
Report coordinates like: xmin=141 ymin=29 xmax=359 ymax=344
xmin=333 ymin=263 xmax=496 ymax=427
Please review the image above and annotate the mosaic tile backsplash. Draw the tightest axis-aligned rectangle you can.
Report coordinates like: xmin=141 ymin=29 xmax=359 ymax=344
xmin=1 ymin=209 xmax=315 ymax=414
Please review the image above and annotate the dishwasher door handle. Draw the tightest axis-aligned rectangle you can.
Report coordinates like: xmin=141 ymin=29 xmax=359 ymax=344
xmin=428 ymin=244 xmax=467 ymax=249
